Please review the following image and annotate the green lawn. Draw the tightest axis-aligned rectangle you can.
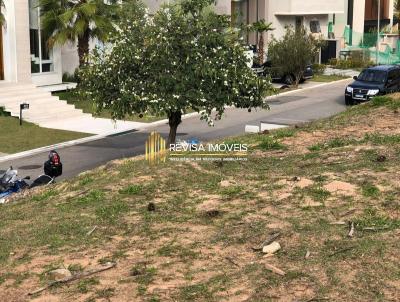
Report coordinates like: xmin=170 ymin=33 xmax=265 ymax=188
xmin=311 ymin=74 xmax=351 ymax=82
xmin=54 ymin=91 xmax=167 ymax=123
xmin=1 ymin=96 xmax=400 ymax=301
xmin=0 ymin=115 xmax=90 ymax=154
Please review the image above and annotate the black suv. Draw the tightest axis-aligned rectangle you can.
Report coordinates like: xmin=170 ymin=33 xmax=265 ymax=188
xmin=345 ymin=65 xmax=400 ymax=106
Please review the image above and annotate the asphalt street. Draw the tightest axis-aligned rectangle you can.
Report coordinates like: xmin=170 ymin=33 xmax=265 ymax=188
xmin=1 ymin=80 xmax=351 ymax=180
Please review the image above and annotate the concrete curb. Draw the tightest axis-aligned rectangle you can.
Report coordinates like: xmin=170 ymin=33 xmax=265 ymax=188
xmin=0 ymin=78 xmax=351 ymax=163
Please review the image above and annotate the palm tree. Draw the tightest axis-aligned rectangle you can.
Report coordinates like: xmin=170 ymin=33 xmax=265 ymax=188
xmin=0 ymin=0 xmax=5 ymax=26
xmin=250 ymin=19 xmax=274 ymax=65
xmin=39 ymin=0 xmax=118 ymax=67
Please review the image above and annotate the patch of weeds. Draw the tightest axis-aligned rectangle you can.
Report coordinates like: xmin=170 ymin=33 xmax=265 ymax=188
xmin=313 ymin=175 xmax=329 ymax=183
xmin=32 ymin=189 xmax=58 ymax=202
xmin=179 ymin=283 xmax=214 ymax=301
xmin=363 ymin=133 xmax=400 ymax=145
xmin=119 ymin=184 xmax=143 ymax=195
xmin=298 ymin=185 xmax=331 ymax=202
xmin=370 ymin=96 xmax=391 ymax=107
xmin=133 ymin=266 xmax=157 ymax=286
xmin=68 ymin=263 xmax=83 ymax=273
xmin=95 ymin=287 xmax=115 ymax=299
xmin=156 ymin=242 xmax=198 ymax=259
xmin=355 ymin=208 xmax=400 ymax=231
xmin=258 ymin=136 xmax=286 ymax=151
xmin=95 ymin=201 xmax=129 ymax=223
xmin=272 ymin=128 xmax=296 ymax=139
xmin=112 ymin=250 xmax=127 ymax=260
xmin=308 ymin=137 xmax=356 ymax=151
xmin=79 ymin=176 xmax=94 ymax=186
xmin=77 ymin=277 xmax=99 ymax=293
xmin=75 ymin=190 xmax=105 ymax=206
xmin=361 ymin=182 xmax=380 ymax=198
xmin=219 ymin=186 xmax=243 ymax=198
xmin=303 ymin=151 xmax=320 ymax=159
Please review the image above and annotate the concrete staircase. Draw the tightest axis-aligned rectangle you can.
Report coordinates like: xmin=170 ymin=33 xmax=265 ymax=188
xmin=0 ymin=82 xmax=147 ymax=135
xmin=0 ymin=82 xmax=92 ymax=124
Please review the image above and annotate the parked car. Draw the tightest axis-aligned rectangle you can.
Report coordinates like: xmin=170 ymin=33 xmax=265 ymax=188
xmin=253 ymin=60 xmax=314 ymax=84
xmin=345 ymin=65 xmax=400 ymax=106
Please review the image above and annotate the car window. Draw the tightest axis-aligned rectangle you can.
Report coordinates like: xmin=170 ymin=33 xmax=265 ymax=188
xmin=358 ymin=70 xmax=387 ymax=83
xmin=388 ymin=71 xmax=396 ymax=81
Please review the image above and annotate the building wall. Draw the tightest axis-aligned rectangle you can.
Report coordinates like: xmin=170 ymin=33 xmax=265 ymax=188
xmin=145 ymin=0 xmax=231 ymax=14
xmin=1 ymin=0 xmax=63 ymax=85
xmin=2 ymin=0 xmax=32 ymax=83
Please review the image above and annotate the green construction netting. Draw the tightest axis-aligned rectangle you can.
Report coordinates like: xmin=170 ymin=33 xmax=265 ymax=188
xmin=343 ymin=26 xmax=400 ymax=65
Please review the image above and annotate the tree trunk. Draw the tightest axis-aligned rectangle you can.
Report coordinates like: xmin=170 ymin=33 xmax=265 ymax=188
xmin=258 ymin=34 xmax=264 ymax=65
xmin=294 ymin=73 xmax=302 ymax=88
xmin=167 ymin=111 xmax=182 ymax=145
xmin=77 ymin=29 xmax=90 ymax=67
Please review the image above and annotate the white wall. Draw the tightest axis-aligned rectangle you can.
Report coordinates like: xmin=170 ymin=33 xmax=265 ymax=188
xmin=2 ymin=0 xmax=32 ymax=83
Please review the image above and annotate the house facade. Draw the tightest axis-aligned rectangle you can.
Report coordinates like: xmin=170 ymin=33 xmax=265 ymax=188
xmin=0 ymin=0 xmax=396 ymax=87
xmin=0 ymin=0 xmax=63 ymax=85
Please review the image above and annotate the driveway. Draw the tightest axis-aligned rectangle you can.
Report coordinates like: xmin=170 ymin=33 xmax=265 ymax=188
xmin=0 ymin=80 xmax=351 ymax=180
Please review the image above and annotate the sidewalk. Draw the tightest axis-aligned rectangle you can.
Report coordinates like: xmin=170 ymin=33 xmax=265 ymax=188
xmin=40 ymin=116 xmax=150 ymax=135
xmin=324 ymin=67 xmax=359 ymax=78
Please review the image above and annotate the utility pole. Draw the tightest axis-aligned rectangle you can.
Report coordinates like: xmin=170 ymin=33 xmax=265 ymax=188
xmin=376 ymin=0 xmax=381 ymax=65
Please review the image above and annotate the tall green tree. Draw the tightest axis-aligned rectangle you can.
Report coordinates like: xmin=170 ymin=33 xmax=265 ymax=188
xmin=79 ymin=0 xmax=273 ymax=144
xmin=250 ymin=19 xmax=274 ymax=65
xmin=395 ymin=0 xmax=400 ymax=34
xmin=268 ymin=26 xmax=323 ymax=87
xmin=39 ymin=0 xmax=118 ymax=67
xmin=0 ymin=0 xmax=5 ymax=26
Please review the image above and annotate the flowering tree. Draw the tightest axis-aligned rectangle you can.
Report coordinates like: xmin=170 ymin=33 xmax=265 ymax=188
xmin=79 ymin=0 xmax=273 ymax=144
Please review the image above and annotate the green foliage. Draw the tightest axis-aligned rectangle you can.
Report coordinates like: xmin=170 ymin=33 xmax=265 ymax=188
xmin=39 ymin=0 xmax=119 ymax=65
xmin=79 ymin=0 xmax=273 ymax=143
xmin=0 ymin=0 xmax=5 ymax=26
xmin=268 ymin=26 xmax=323 ymax=87
xmin=328 ymin=58 xmax=373 ymax=70
xmin=258 ymin=136 xmax=286 ymax=150
xmin=119 ymin=184 xmax=142 ymax=195
xmin=361 ymin=182 xmax=380 ymax=198
xmin=312 ymin=63 xmax=327 ymax=75
xmin=249 ymin=19 xmax=274 ymax=33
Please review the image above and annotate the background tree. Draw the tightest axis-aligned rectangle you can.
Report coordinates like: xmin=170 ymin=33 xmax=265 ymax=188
xmin=79 ymin=0 xmax=273 ymax=144
xmin=0 ymin=0 xmax=5 ymax=26
xmin=249 ymin=19 xmax=274 ymax=65
xmin=395 ymin=0 xmax=400 ymax=35
xmin=39 ymin=0 xmax=118 ymax=67
xmin=268 ymin=26 xmax=323 ymax=88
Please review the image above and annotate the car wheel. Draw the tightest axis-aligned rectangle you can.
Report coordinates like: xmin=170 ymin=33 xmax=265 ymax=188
xmin=284 ymin=74 xmax=295 ymax=85
xmin=345 ymin=97 xmax=354 ymax=106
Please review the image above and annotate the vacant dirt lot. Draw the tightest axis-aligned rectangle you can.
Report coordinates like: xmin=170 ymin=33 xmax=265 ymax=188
xmin=0 ymin=96 xmax=399 ymax=301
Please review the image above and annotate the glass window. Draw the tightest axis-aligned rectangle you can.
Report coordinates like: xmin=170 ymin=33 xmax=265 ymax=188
xmin=29 ymin=0 xmax=54 ymax=74
xmin=358 ymin=70 xmax=387 ymax=83
xmin=310 ymin=20 xmax=321 ymax=33
xmin=231 ymin=0 xmax=248 ymax=28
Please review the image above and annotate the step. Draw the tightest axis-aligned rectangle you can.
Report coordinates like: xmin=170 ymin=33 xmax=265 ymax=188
xmin=1 ymin=101 xmax=71 ymax=112
xmin=0 ymin=83 xmax=37 ymax=93
xmin=0 ymin=89 xmax=51 ymax=99
xmin=33 ymin=112 xmax=93 ymax=124
xmin=0 ymin=95 xmax=60 ymax=106
xmin=7 ymin=105 xmax=84 ymax=116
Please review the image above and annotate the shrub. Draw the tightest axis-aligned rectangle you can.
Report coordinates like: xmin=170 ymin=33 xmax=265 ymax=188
xmin=312 ymin=64 xmax=326 ymax=75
